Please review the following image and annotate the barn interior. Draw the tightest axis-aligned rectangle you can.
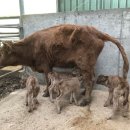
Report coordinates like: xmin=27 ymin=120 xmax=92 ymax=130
xmin=0 ymin=0 xmax=130 ymax=130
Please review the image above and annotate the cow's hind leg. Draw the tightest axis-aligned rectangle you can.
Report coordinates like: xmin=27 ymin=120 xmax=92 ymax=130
xmin=79 ymin=70 xmax=94 ymax=106
xmin=43 ymin=73 xmax=50 ymax=97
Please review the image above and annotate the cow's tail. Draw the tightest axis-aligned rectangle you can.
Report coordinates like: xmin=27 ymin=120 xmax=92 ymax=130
xmin=98 ymin=32 xmax=129 ymax=79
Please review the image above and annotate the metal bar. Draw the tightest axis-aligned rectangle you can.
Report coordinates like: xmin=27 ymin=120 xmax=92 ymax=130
xmin=64 ymin=0 xmax=66 ymax=12
xmin=56 ymin=0 xmax=59 ymax=12
xmin=0 ymin=35 xmax=20 ymax=38
xmin=100 ymin=0 xmax=102 ymax=9
xmin=82 ymin=0 xmax=85 ymax=11
xmin=118 ymin=0 xmax=120 ymax=8
xmin=70 ymin=0 xmax=72 ymax=11
xmin=110 ymin=0 xmax=112 ymax=9
xmin=96 ymin=0 xmax=98 ymax=10
xmin=19 ymin=0 xmax=24 ymax=15
xmin=0 ymin=24 xmax=20 ymax=28
xmin=0 ymin=67 xmax=22 ymax=79
xmin=0 ymin=16 xmax=20 ymax=19
xmin=76 ymin=0 xmax=78 ymax=11
xmin=0 ymin=32 xmax=19 ymax=34
xmin=103 ymin=0 xmax=105 ymax=9
xmin=126 ymin=0 xmax=128 ymax=8
xmin=89 ymin=0 xmax=91 ymax=10
xmin=19 ymin=0 xmax=24 ymax=39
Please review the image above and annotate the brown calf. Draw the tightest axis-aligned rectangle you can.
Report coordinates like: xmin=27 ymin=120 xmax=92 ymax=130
xmin=97 ymin=75 xmax=129 ymax=119
xmin=25 ymin=76 xmax=40 ymax=112
xmin=48 ymin=72 xmax=80 ymax=114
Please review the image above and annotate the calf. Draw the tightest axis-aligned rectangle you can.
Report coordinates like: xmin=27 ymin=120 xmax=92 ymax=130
xmin=25 ymin=76 xmax=40 ymax=112
xmin=48 ymin=69 xmax=81 ymax=101
xmin=97 ymin=75 xmax=129 ymax=119
xmin=48 ymin=73 xmax=80 ymax=114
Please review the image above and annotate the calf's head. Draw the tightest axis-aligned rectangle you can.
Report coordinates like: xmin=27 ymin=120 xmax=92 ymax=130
xmin=96 ymin=75 xmax=109 ymax=86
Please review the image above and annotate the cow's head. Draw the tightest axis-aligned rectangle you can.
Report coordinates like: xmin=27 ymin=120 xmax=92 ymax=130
xmin=0 ymin=41 xmax=17 ymax=67
xmin=96 ymin=74 xmax=109 ymax=86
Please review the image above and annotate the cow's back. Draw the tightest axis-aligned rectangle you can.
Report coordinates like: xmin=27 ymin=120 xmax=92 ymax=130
xmin=23 ymin=24 xmax=105 ymax=69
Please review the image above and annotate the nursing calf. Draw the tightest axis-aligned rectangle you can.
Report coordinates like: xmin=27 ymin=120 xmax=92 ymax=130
xmin=97 ymin=75 xmax=129 ymax=119
xmin=48 ymin=72 xmax=80 ymax=114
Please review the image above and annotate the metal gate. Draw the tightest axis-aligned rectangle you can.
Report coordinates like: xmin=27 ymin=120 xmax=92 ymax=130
xmin=0 ymin=16 xmax=20 ymax=41
xmin=0 ymin=16 xmax=22 ymax=79
xmin=0 ymin=0 xmax=24 ymax=79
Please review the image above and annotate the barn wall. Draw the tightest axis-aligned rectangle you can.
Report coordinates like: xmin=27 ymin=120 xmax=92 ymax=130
xmin=22 ymin=9 xmax=130 ymax=90
xmin=57 ymin=0 xmax=130 ymax=12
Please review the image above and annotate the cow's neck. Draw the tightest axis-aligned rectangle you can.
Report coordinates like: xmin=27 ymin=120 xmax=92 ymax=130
xmin=13 ymin=41 xmax=33 ymax=66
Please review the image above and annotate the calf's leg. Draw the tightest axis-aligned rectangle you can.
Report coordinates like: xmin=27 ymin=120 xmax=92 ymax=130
xmin=49 ymin=85 xmax=55 ymax=103
xmin=73 ymin=92 xmax=78 ymax=105
xmin=55 ymin=91 xmax=63 ymax=114
xmin=104 ymin=90 xmax=113 ymax=107
xmin=28 ymin=94 xmax=33 ymax=112
xmin=26 ymin=93 xmax=28 ymax=106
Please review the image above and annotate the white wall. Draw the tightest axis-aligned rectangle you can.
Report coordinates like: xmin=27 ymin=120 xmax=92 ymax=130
xmin=23 ymin=0 xmax=56 ymax=15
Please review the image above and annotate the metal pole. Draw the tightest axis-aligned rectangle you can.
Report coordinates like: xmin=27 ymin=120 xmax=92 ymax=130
xmin=100 ymin=0 xmax=102 ymax=9
xmin=19 ymin=0 xmax=24 ymax=16
xmin=19 ymin=0 xmax=24 ymax=39
xmin=89 ymin=0 xmax=91 ymax=10
xmin=56 ymin=0 xmax=59 ymax=12
xmin=70 ymin=0 xmax=72 ymax=11
xmin=82 ymin=0 xmax=85 ymax=11
xmin=126 ymin=0 xmax=128 ymax=8
xmin=118 ymin=0 xmax=120 ymax=8
xmin=103 ymin=0 xmax=105 ymax=9
xmin=110 ymin=0 xmax=112 ymax=9
xmin=96 ymin=0 xmax=98 ymax=10
xmin=63 ymin=0 xmax=66 ymax=12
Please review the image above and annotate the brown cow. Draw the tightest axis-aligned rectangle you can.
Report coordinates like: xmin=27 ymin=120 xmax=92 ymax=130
xmin=96 ymin=75 xmax=129 ymax=119
xmin=0 ymin=24 xmax=129 ymax=106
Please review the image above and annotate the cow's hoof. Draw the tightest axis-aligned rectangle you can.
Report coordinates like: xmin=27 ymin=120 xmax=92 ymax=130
xmin=57 ymin=111 xmax=61 ymax=114
xmin=104 ymin=102 xmax=110 ymax=107
xmin=80 ymin=88 xmax=86 ymax=95
xmin=42 ymin=91 xmax=49 ymax=97
xmin=28 ymin=109 xmax=33 ymax=113
xmin=79 ymin=98 xmax=91 ymax=106
xmin=107 ymin=117 xmax=112 ymax=120
xmin=123 ymin=114 xmax=128 ymax=118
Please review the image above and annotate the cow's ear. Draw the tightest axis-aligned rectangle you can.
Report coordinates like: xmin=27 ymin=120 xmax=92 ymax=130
xmin=2 ymin=42 xmax=13 ymax=54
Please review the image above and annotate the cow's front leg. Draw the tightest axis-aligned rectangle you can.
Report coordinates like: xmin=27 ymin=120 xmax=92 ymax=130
xmin=43 ymin=73 xmax=50 ymax=97
xmin=79 ymin=71 xmax=94 ymax=106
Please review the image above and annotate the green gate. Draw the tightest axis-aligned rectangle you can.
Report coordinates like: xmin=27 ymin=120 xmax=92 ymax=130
xmin=57 ymin=0 xmax=130 ymax=12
